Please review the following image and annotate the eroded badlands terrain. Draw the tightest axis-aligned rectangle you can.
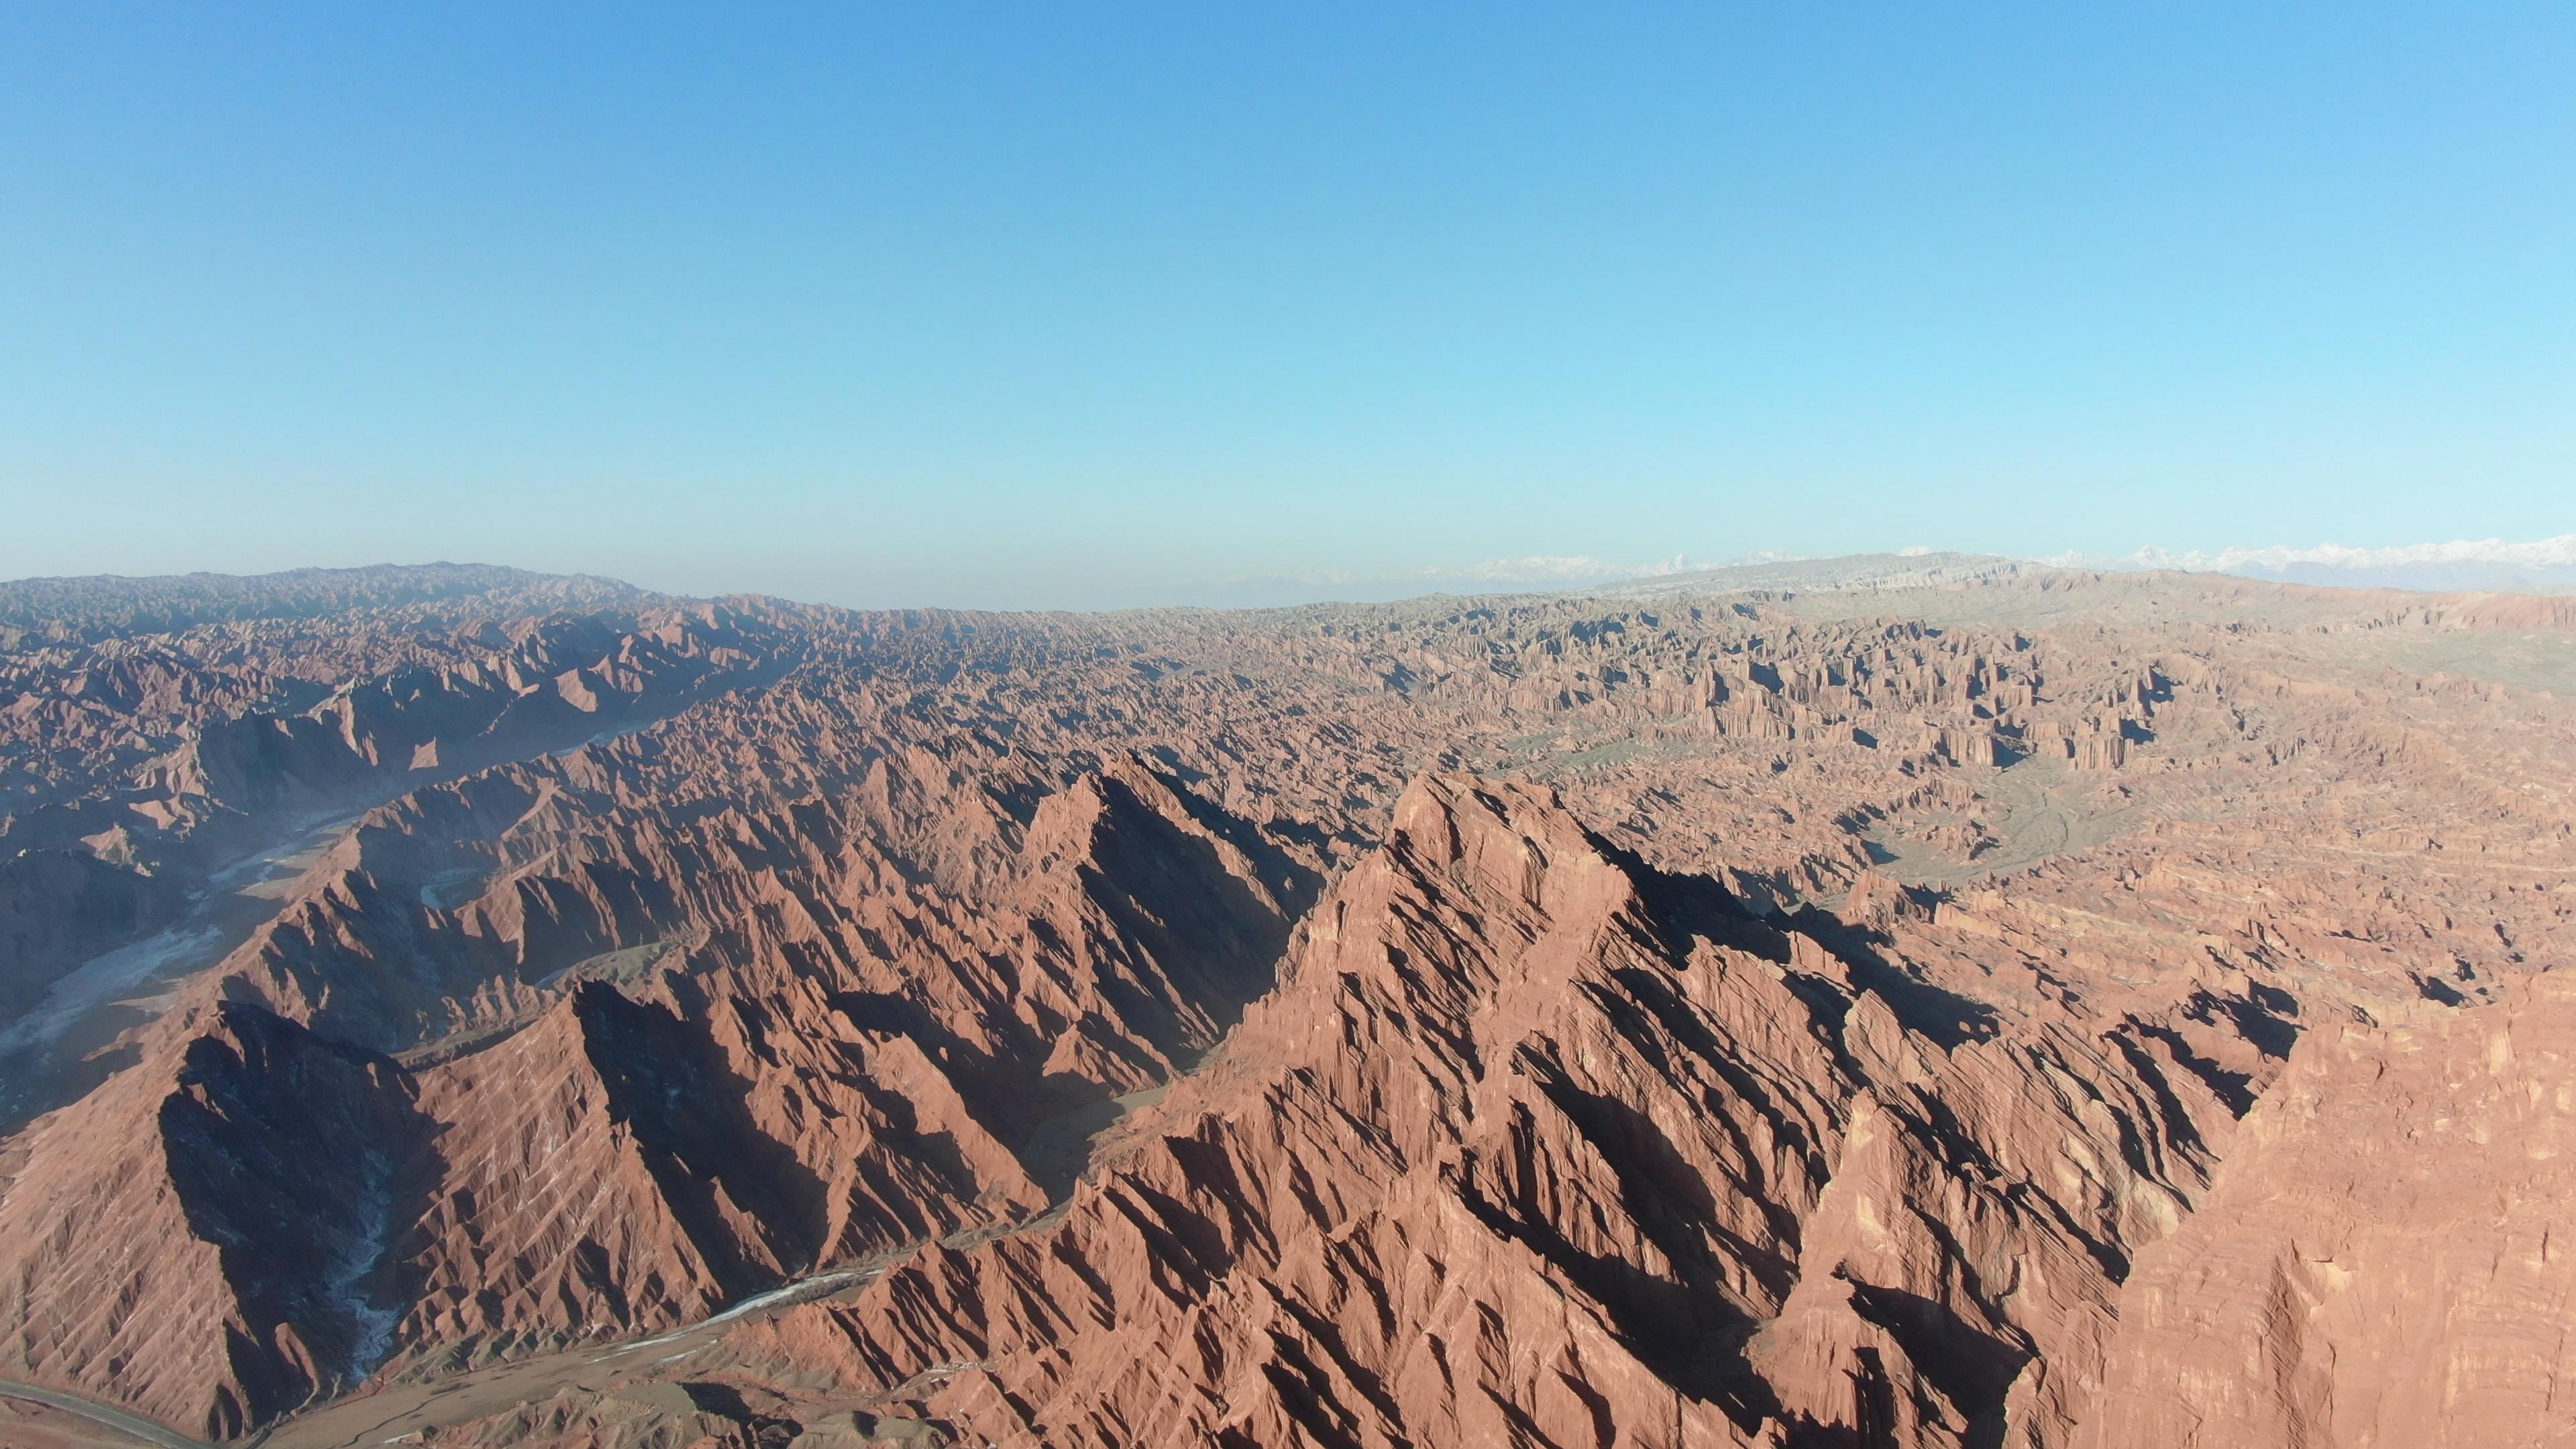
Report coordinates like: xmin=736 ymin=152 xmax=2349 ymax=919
xmin=1 ymin=560 xmax=2571 ymax=1448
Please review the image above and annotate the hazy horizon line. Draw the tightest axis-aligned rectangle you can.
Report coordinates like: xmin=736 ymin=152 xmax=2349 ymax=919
xmin=9 ymin=533 xmax=2576 ymax=609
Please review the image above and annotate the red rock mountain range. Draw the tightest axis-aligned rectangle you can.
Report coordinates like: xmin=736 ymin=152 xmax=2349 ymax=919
xmin=0 ymin=561 xmax=2571 ymax=1448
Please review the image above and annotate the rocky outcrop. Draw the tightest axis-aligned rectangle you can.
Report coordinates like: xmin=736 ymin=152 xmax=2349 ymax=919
xmin=2078 ymin=978 xmax=2576 ymax=1449
xmin=0 ymin=750 xmax=1303 ymax=1436
xmin=1 ymin=580 xmax=796 ymax=881
xmin=0 ymin=1001 xmax=416 ymax=1437
xmin=736 ymin=775 xmax=2254 ymax=1447
xmin=4 ymin=563 xmax=2573 ymax=1448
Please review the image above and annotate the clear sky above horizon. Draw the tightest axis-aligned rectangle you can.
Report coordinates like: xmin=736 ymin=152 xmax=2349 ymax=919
xmin=3 ymin=5 xmax=2570 ymax=608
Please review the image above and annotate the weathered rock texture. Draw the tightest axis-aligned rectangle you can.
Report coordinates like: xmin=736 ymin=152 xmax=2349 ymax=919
xmin=0 ymin=744 xmax=1300 ymax=1435
xmin=2082 ymin=976 xmax=2576 ymax=1449
xmin=0 ymin=561 xmax=2569 ymax=1448
xmin=0 ymin=1000 xmax=414 ymax=1434
xmin=728 ymin=774 xmax=2251 ymax=1446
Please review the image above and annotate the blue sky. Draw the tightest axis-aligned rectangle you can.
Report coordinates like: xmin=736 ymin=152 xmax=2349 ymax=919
xmin=2 ymin=5 xmax=2569 ymax=608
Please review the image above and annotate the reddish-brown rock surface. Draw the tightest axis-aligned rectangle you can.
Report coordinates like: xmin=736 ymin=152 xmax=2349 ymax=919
xmin=1 ymin=560 xmax=2571 ymax=1448
xmin=2082 ymin=977 xmax=2576 ymax=1448
xmin=721 ymin=773 xmax=2245 ymax=1446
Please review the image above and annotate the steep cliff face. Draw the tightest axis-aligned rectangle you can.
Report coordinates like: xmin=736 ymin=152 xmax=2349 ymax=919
xmin=382 ymin=973 xmax=1053 ymax=1377
xmin=207 ymin=744 xmax=1307 ymax=1102
xmin=0 ymin=756 xmax=1302 ymax=1438
xmin=0 ymin=1001 xmax=417 ymax=1438
xmin=2079 ymin=977 xmax=2576 ymax=1449
xmin=737 ymin=775 xmax=2255 ymax=1448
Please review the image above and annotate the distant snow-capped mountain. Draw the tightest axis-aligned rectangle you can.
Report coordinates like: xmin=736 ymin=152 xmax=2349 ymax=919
xmin=2052 ymin=535 xmax=2576 ymax=594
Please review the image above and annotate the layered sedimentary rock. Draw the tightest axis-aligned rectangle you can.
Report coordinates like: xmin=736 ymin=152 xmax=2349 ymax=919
xmin=1 ymin=569 xmax=796 ymax=872
xmin=1 ymin=562 xmax=2571 ymax=1448
xmin=2082 ymin=977 xmax=2576 ymax=1448
xmin=727 ymin=775 xmax=2259 ymax=1447
xmin=0 ymin=1000 xmax=414 ymax=1435
xmin=0 ymin=743 xmax=1301 ymax=1436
